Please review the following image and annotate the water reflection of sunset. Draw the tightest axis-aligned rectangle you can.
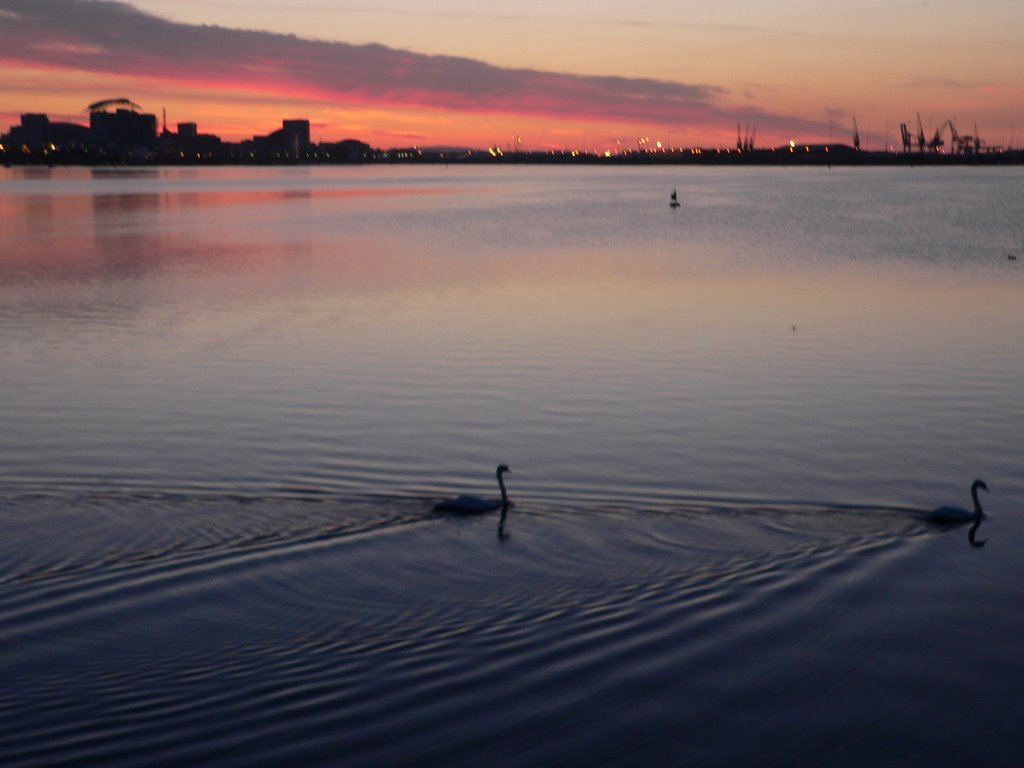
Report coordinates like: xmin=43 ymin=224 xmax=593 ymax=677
xmin=2 ymin=166 xmax=1022 ymax=510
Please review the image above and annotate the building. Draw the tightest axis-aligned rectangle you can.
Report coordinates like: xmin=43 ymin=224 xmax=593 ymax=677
xmin=2 ymin=114 xmax=51 ymax=151
xmin=90 ymin=109 xmax=157 ymax=149
xmin=242 ymin=119 xmax=313 ymax=160
xmin=20 ymin=114 xmax=50 ymax=150
xmin=163 ymin=122 xmax=222 ymax=160
xmin=89 ymin=100 xmax=158 ymax=158
xmin=1 ymin=113 xmax=91 ymax=158
xmin=282 ymin=120 xmax=311 ymax=151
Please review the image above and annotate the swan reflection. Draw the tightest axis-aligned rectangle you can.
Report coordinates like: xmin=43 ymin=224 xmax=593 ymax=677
xmin=967 ymin=517 xmax=986 ymax=547
xmin=498 ymin=503 xmax=511 ymax=543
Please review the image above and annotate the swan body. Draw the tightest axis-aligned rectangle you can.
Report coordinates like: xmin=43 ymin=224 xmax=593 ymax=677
xmin=434 ymin=465 xmax=510 ymax=513
xmin=925 ymin=479 xmax=988 ymax=524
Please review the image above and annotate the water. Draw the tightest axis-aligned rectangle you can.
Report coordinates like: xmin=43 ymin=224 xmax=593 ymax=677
xmin=1 ymin=165 xmax=1023 ymax=765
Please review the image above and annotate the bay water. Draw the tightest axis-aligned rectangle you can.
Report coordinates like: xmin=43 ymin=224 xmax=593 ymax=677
xmin=1 ymin=165 xmax=1022 ymax=765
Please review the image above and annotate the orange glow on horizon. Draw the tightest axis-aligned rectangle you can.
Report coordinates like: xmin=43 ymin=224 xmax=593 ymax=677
xmin=1 ymin=0 xmax=1021 ymax=154
xmin=0 ymin=61 xmax=752 ymax=150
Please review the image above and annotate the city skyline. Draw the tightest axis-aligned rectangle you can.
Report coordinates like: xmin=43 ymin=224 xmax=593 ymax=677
xmin=1 ymin=0 xmax=1022 ymax=152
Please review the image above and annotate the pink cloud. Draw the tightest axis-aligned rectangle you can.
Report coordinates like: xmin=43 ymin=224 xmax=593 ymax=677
xmin=0 ymin=0 xmax=822 ymax=138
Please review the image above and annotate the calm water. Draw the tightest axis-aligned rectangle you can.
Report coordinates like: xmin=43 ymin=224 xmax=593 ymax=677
xmin=1 ymin=165 xmax=1023 ymax=765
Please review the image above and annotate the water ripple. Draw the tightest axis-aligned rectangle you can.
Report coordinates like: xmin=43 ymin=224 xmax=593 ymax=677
xmin=1 ymin=490 xmax=1019 ymax=767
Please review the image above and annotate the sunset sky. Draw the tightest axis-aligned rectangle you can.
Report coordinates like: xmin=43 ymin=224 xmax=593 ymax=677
xmin=1 ymin=0 xmax=1022 ymax=151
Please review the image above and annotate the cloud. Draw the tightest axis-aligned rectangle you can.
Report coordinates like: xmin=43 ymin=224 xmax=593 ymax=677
xmin=0 ymin=0 xmax=819 ymax=137
xmin=300 ymin=5 xmax=794 ymax=36
xmin=897 ymin=75 xmax=988 ymax=91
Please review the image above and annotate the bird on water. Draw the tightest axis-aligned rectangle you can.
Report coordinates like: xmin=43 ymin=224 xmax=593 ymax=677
xmin=925 ymin=479 xmax=988 ymax=524
xmin=434 ymin=464 xmax=511 ymax=513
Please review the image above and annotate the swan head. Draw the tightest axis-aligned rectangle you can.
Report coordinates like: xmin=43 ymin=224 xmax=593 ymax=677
xmin=496 ymin=464 xmax=510 ymax=476
xmin=971 ymin=479 xmax=989 ymax=496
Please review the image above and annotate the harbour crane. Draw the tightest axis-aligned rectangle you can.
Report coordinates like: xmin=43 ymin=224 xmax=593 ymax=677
xmin=735 ymin=123 xmax=756 ymax=152
xmin=900 ymin=123 xmax=913 ymax=153
xmin=901 ymin=115 xmax=988 ymax=155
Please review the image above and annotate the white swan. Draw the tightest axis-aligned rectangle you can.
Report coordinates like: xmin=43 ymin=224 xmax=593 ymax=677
xmin=434 ymin=464 xmax=510 ymax=513
xmin=925 ymin=479 xmax=988 ymax=524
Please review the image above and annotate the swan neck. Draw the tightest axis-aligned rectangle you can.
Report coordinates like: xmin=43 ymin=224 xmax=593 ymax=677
xmin=971 ymin=488 xmax=983 ymax=517
xmin=497 ymin=472 xmax=508 ymax=504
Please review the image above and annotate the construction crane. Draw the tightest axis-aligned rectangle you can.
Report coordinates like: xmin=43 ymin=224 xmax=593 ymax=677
xmin=947 ymin=119 xmax=960 ymax=150
xmin=899 ymin=115 xmax=991 ymax=155
xmin=900 ymin=123 xmax=913 ymax=153
xmin=949 ymin=120 xmax=983 ymax=155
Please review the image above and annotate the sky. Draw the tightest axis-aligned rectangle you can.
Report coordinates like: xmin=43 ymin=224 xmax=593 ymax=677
xmin=1 ymin=0 xmax=1022 ymax=151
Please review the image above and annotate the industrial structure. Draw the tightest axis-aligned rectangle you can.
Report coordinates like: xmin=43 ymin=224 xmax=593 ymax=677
xmin=900 ymin=113 xmax=993 ymax=155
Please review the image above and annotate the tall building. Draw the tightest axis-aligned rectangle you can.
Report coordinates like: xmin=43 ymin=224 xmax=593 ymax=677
xmin=282 ymin=120 xmax=311 ymax=151
xmin=20 ymin=114 xmax=50 ymax=150
xmin=90 ymin=108 xmax=157 ymax=150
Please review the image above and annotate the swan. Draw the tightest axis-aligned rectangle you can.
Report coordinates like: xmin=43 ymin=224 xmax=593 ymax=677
xmin=434 ymin=464 xmax=510 ymax=513
xmin=925 ymin=479 xmax=988 ymax=524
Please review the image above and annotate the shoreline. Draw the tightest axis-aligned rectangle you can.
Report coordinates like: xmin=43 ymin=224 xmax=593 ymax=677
xmin=4 ymin=145 xmax=1024 ymax=168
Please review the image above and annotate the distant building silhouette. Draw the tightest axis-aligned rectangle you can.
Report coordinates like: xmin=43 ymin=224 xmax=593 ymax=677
xmin=282 ymin=120 xmax=311 ymax=151
xmin=49 ymin=121 xmax=90 ymax=148
xmin=164 ymin=121 xmax=222 ymax=159
xmin=1 ymin=114 xmax=91 ymax=156
xmin=2 ymin=114 xmax=52 ymax=152
xmin=323 ymin=139 xmax=373 ymax=163
xmin=242 ymin=119 xmax=313 ymax=160
xmin=90 ymin=104 xmax=157 ymax=160
xmin=19 ymin=114 xmax=50 ymax=151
